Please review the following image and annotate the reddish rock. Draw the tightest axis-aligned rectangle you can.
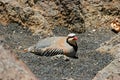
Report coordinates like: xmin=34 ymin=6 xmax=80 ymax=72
xmin=107 ymin=73 xmax=120 ymax=80
xmin=0 ymin=42 xmax=38 ymax=80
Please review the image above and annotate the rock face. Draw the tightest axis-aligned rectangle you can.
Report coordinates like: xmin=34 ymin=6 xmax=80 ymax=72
xmin=96 ymin=33 xmax=120 ymax=57
xmin=0 ymin=39 xmax=38 ymax=80
xmin=93 ymin=34 xmax=120 ymax=80
xmin=0 ymin=0 xmax=52 ymax=36
xmin=81 ymin=0 xmax=120 ymax=30
xmin=42 ymin=0 xmax=85 ymax=33
xmin=0 ymin=0 xmax=85 ymax=36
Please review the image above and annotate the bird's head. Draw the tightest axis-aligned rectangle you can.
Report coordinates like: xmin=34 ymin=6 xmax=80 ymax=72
xmin=67 ymin=33 xmax=78 ymax=40
xmin=67 ymin=33 xmax=78 ymax=53
xmin=67 ymin=33 xmax=78 ymax=45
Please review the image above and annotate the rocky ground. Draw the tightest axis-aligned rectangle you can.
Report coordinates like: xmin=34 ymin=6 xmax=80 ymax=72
xmin=0 ymin=23 xmax=116 ymax=80
xmin=0 ymin=0 xmax=120 ymax=80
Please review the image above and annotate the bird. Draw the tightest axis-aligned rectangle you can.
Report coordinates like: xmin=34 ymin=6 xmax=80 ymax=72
xmin=24 ymin=33 xmax=78 ymax=58
xmin=111 ymin=18 xmax=120 ymax=33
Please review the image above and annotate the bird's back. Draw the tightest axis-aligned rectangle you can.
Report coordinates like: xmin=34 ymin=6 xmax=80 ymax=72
xmin=27 ymin=37 xmax=67 ymax=53
xmin=35 ymin=37 xmax=58 ymax=48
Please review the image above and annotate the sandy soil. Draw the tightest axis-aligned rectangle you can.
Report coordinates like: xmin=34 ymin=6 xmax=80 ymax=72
xmin=0 ymin=23 xmax=115 ymax=80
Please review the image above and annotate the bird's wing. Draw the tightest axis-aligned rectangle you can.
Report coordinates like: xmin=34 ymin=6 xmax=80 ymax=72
xmin=39 ymin=48 xmax=64 ymax=56
xmin=28 ymin=37 xmax=67 ymax=56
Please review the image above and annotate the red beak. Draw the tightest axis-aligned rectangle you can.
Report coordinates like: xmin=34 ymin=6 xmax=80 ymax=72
xmin=73 ymin=36 xmax=78 ymax=40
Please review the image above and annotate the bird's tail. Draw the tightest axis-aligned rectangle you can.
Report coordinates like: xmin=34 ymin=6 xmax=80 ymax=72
xmin=23 ymin=46 xmax=43 ymax=55
xmin=23 ymin=46 xmax=34 ymax=53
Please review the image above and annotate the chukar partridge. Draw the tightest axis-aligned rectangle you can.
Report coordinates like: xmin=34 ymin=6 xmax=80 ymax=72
xmin=25 ymin=33 xmax=78 ymax=58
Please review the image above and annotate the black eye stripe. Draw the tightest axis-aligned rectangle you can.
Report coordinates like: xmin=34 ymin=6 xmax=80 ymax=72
xmin=68 ymin=36 xmax=74 ymax=38
xmin=68 ymin=36 xmax=76 ymax=39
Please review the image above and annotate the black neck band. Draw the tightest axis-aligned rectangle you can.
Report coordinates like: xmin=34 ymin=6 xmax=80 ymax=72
xmin=66 ymin=38 xmax=78 ymax=52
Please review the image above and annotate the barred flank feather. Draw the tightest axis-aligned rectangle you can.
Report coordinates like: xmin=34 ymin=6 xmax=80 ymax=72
xmin=41 ymin=49 xmax=64 ymax=56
